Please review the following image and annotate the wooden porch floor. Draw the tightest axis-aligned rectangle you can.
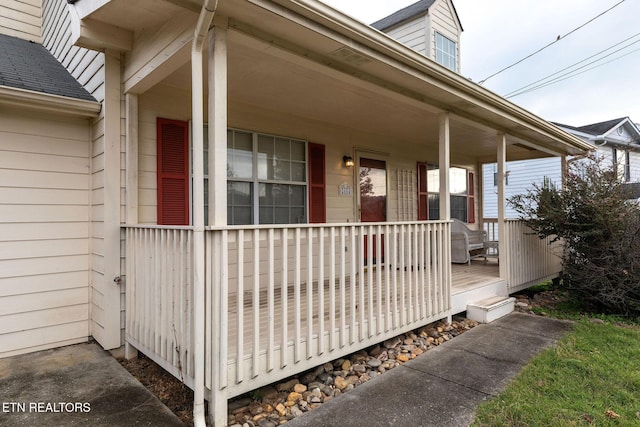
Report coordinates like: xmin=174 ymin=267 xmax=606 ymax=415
xmin=226 ymin=259 xmax=500 ymax=355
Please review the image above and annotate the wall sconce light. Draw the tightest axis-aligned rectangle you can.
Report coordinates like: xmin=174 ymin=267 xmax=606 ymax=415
xmin=343 ymin=155 xmax=354 ymax=168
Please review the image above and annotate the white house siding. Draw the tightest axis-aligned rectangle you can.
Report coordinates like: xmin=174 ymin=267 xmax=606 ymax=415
xmin=383 ymin=16 xmax=428 ymax=57
xmin=42 ymin=0 xmax=124 ymax=349
xmin=0 ymin=107 xmax=91 ymax=358
xmin=482 ymin=157 xmax=562 ymax=218
xmin=630 ymin=151 xmax=640 ymax=182
xmin=0 ymin=0 xmax=41 ymax=42
xmin=430 ymin=0 xmax=460 ymax=69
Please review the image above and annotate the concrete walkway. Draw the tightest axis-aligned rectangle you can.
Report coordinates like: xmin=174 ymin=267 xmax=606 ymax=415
xmin=286 ymin=312 xmax=573 ymax=427
xmin=0 ymin=343 xmax=182 ymax=426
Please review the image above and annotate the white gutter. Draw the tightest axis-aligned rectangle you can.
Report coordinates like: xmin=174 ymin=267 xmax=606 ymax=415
xmin=192 ymin=1 xmax=218 ymax=426
xmin=0 ymin=86 xmax=101 ymax=117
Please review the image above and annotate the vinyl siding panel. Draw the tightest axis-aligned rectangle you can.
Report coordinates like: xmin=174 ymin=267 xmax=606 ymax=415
xmin=0 ymin=108 xmax=91 ymax=358
xmin=0 ymin=0 xmax=41 ymax=42
xmin=482 ymin=157 xmax=562 ymax=218
xmin=384 ymin=16 xmax=428 ymax=56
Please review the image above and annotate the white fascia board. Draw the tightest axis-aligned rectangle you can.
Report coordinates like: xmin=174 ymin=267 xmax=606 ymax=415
xmin=0 ymin=86 xmax=101 ymax=118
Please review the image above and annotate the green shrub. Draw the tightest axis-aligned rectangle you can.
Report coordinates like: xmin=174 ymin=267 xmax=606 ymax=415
xmin=510 ymin=155 xmax=640 ymax=316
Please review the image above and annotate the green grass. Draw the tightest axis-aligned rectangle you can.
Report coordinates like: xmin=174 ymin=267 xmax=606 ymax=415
xmin=472 ymin=317 xmax=640 ymax=426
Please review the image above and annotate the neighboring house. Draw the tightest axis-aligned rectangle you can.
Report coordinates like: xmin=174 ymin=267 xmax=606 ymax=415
xmin=1 ymin=0 xmax=591 ymax=425
xmin=483 ymin=117 xmax=640 ymax=219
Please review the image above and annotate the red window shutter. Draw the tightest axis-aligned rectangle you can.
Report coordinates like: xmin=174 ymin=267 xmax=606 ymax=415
xmin=157 ymin=118 xmax=189 ymax=225
xmin=417 ymin=162 xmax=429 ymax=220
xmin=467 ymin=171 xmax=476 ymax=224
xmin=308 ymin=143 xmax=326 ymax=223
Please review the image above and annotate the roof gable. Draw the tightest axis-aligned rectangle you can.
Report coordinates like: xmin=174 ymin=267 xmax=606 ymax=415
xmin=576 ymin=117 xmax=626 ymax=136
xmin=0 ymin=34 xmax=95 ymax=102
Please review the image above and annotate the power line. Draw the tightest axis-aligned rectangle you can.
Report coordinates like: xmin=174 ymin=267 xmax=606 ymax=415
xmin=504 ymin=31 xmax=640 ymax=98
xmin=478 ymin=0 xmax=626 ymax=85
xmin=506 ymin=45 xmax=640 ymax=99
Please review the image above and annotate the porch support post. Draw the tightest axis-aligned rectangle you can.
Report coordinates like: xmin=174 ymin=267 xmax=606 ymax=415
xmin=477 ymin=161 xmax=484 ymax=231
xmin=438 ymin=112 xmax=450 ymax=220
xmin=124 ymin=92 xmax=139 ymax=360
xmin=208 ymin=23 xmax=228 ymax=427
xmin=497 ymin=133 xmax=510 ymax=281
xmin=439 ymin=112 xmax=452 ymax=317
xmin=561 ymin=154 xmax=568 ymax=187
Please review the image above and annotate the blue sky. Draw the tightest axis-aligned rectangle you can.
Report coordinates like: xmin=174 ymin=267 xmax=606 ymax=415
xmin=321 ymin=0 xmax=640 ymax=127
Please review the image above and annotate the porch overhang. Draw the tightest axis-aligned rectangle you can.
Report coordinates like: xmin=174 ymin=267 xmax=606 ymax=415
xmin=69 ymin=0 xmax=592 ymax=162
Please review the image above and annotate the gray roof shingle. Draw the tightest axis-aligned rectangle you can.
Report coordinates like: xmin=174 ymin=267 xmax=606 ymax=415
xmin=575 ymin=117 xmax=627 ymax=136
xmin=0 ymin=33 xmax=95 ymax=102
xmin=371 ymin=0 xmax=436 ymax=31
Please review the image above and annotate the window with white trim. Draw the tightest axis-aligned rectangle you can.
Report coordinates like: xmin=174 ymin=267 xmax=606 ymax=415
xmin=227 ymin=129 xmax=308 ymax=225
xmin=435 ymin=32 xmax=457 ymax=72
xmin=426 ymin=165 xmax=470 ymax=222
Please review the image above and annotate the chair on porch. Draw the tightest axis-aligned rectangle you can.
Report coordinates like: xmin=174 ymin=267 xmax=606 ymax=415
xmin=451 ymin=219 xmax=487 ymax=264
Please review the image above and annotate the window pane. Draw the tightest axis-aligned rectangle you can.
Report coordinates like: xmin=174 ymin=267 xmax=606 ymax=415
xmin=257 ymin=134 xmax=273 ymax=180
xmin=435 ymin=33 xmax=456 ymax=72
xmin=291 ymin=140 xmax=305 ymax=161
xmin=275 ymin=138 xmax=290 ymax=160
xmin=227 ymin=181 xmax=252 ymax=225
xmin=450 ymin=167 xmax=467 ymax=195
xmin=428 ymin=194 xmax=440 ymax=220
xmin=451 ymin=195 xmax=467 ymax=222
xmin=228 ymin=130 xmax=253 ymax=179
xmin=273 ymin=160 xmax=290 ymax=181
xmin=291 ymin=162 xmax=305 ymax=182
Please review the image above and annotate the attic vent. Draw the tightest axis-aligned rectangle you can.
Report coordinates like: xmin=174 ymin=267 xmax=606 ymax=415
xmin=329 ymin=46 xmax=372 ymax=66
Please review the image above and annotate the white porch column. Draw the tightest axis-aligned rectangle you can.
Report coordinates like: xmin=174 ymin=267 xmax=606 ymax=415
xmin=125 ymin=93 xmax=139 ymax=226
xmin=438 ymin=112 xmax=452 ymax=318
xmin=477 ymin=161 xmax=484 ymax=231
xmin=209 ymin=26 xmax=228 ymax=227
xmin=208 ymin=24 xmax=228 ymax=427
xmin=561 ymin=154 xmax=568 ymax=187
xmin=438 ymin=112 xmax=450 ymax=220
xmin=497 ymin=133 xmax=510 ymax=281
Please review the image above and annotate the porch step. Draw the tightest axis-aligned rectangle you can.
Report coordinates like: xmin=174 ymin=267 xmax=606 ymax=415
xmin=466 ymin=296 xmax=515 ymax=324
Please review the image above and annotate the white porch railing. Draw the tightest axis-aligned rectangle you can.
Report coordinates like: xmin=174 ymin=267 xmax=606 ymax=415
xmin=125 ymin=226 xmax=196 ymax=387
xmin=505 ymin=219 xmax=563 ymax=291
xmin=124 ymin=221 xmax=452 ymax=401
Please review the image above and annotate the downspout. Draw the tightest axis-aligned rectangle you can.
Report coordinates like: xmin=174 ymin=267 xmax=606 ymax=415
xmin=192 ymin=1 xmax=218 ymax=426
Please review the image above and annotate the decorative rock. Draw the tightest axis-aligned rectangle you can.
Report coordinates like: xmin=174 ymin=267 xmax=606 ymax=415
xmin=369 ymin=344 xmax=383 ymax=357
xmin=286 ymin=392 xmax=302 ymax=405
xmin=228 ymin=316 xmax=479 ymax=427
xmin=352 ymin=364 xmax=366 ymax=374
xmin=383 ymin=337 xmax=401 ymax=349
xmin=334 ymin=376 xmax=348 ymax=390
xmin=366 ymin=358 xmax=381 ymax=368
xmin=277 ymin=379 xmax=299 ymax=392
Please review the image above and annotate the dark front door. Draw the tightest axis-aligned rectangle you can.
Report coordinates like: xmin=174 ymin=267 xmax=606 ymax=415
xmin=360 ymin=158 xmax=386 ymax=264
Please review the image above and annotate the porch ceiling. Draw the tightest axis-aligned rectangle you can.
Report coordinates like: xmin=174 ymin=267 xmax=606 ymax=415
xmin=161 ymin=29 xmax=550 ymax=164
xmin=77 ymin=0 xmax=589 ymax=162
